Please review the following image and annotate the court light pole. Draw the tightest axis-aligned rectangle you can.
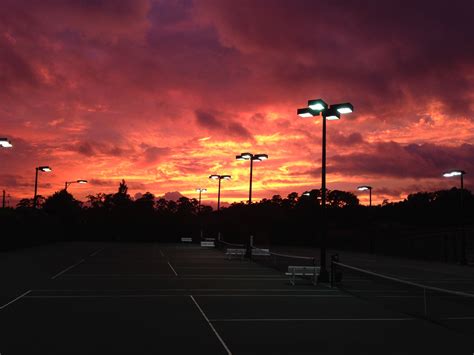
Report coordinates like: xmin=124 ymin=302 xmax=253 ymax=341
xmin=34 ymin=166 xmax=52 ymax=208
xmin=0 ymin=138 xmax=13 ymax=148
xmin=209 ymin=175 xmax=231 ymax=211
xmin=357 ymin=186 xmax=373 ymax=207
xmin=196 ymin=188 xmax=207 ymax=213
xmin=297 ymin=99 xmax=354 ymax=282
xmin=65 ymin=179 xmax=88 ymax=191
xmin=196 ymin=188 xmax=207 ymax=240
xmin=235 ymin=153 xmax=268 ymax=204
xmin=443 ymin=170 xmax=467 ymax=264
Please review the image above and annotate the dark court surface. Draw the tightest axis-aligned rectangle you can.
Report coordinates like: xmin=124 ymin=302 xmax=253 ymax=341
xmin=0 ymin=242 xmax=473 ymax=354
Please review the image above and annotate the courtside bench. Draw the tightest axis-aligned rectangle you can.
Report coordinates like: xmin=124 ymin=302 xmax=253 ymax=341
xmin=180 ymin=237 xmax=192 ymax=243
xmin=225 ymin=248 xmax=246 ymax=260
xmin=200 ymin=241 xmax=215 ymax=247
xmin=286 ymin=266 xmax=320 ymax=285
xmin=251 ymin=248 xmax=270 ymax=256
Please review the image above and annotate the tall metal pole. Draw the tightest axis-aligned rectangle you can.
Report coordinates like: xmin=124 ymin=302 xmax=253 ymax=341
xmin=249 ymin=157 xmax=254 ymax=204
xmin=217 ymin=178 xmax=222 ymax=212
xmin=320 ymin=116 xmax=328 ymax=281
xmin=2 ymin=190 xmax=5 ymax=208
xmin=460 ymin=173 xmax=466 ymax=265
xmin=198 ymin=190 xmax=202 ymax=213
xmin=369 ymin=188 xmax=372 ymax=207
xmin=33 ymin=167 xmax=39 ymax=209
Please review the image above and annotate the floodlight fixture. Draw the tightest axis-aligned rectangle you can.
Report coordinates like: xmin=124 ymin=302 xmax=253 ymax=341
xmin=323 ymin=108 xmax=341 ymax=121
xmin=254 ymin=154 xmax=268 ymax=161
xmin=357 ymin=186 xmax=372 ymax=191
xmin=443 ymin=170 xmax=465 ymax=178
xmin=297 ymin=108 xmax=318 ymax=118
xmin=34 ymin=165 xmax=53 ymax=208
xmin=308 ymin=99 xmax=328 ymax=111
xmin=209 ymin=174 xmax=232 ymax=211
xmin=332 ymin=102 xmax=354 ymax=114
xmin=65 ymin=179 xmax=88 ymax=190
xmin=235 ymin=152 xmax=268 ymax=203
xmin=0 ymin=138 xmax=13 ymax=148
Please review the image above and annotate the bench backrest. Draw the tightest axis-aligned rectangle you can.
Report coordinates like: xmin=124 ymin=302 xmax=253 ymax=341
xmin=226 ymin=248 xmax=246 ymax=254
xmin=201 ymin=241 xmax=215 ymax=247
xmin=287 ymin=266 xmax=320 ymax=274
xmin=181 ymin=237 xmax=192 ymax=242
xmin=252 ymin=248 xmax=270 ymax=256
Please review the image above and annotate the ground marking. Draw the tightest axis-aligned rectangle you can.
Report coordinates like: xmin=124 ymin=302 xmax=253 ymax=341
xmin=0 ymin=290 xmax=31 ymax=310
xmin=89 ymin=248 xmax=104 ymax=257
xmin=190 ymin=296 xmax=232 ymax=355
xmin=25 ymin=294 xmax=347 ymax=298
xmin=446 ymin=316 xmax=474 ymax=320
xmin=167 ymin=262 xmax=178 ymax=276
xmin=51 ymin=259 xmax=85 ymax=279
xmin=32 ymin=288 xmax=337 ymax=292
xmin=54 ymin=274 xmax=288 ymax=280
xmin=209 ymin=317 xmax=417 ymax=322
xmin=159 ymin=249 xmax=165 ymax=257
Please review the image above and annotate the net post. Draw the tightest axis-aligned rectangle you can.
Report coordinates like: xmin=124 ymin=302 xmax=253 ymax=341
xmin=330 ymin=254 xmax=339 ymax=288
xmin=423 ymin=288 xmax=428 ymax=317
xmin=246 ymin=235 xmax=254 ymax=260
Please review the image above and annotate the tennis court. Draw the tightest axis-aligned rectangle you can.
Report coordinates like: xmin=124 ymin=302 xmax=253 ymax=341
xmin=0 ymin=242 xmax=473 ymax=354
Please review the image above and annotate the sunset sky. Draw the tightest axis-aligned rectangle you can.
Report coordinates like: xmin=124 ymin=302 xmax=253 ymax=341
xmin=1 ymin=0 xmax=473 ymax=207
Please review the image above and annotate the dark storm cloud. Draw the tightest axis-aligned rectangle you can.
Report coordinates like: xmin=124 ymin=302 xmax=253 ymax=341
xmin=329 ymin=142 xmax=474 ymax=179
xmin=197 ymin=0 xmax=474 ymax=118
xmin=195 ymin=110 xmax=253 ymax=139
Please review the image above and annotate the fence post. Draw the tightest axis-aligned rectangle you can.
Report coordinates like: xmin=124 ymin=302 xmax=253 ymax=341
xmin=423 ymin=288 xmax=428 ymax=317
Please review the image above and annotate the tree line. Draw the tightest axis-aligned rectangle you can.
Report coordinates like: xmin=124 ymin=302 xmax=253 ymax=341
xmin=1 ymin=180 xmax=473 ymax=262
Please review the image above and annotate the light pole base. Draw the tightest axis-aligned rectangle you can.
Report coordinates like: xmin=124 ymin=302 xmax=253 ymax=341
xmin=318 ymin=269 xmax=330 ymax=283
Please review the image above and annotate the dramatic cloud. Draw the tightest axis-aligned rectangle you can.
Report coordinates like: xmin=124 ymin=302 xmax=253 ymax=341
xmin=329 ymin=142 xmax=474 ymax=179
xmin=1 ymin=1 xmax=473 ymax=206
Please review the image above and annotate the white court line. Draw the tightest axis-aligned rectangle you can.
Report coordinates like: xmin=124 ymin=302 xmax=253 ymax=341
xmin=89 ymin=248 xmax=104 ymax=257
xmin=25 ymin=294 xmax=346 ymax=299
xmin=0 ymin=290 xmax=32 ymax=310
xmin=56 ymin=274 xmax=287 ymax=280
xmin=0 ymin=290 xmax=31 ymax=310
xmin=192 ymin=295 xmax=350 ymax=297
xmin=190 ymin=296 xmax=232 ymax=355
xmin=209 ymin=317 xmax=416 ymax=322
xmin=167 ymin=262 xmax=178 ymax=276
xmin=32 ymin=288 xmax=336 ymax=292
xmin=51 ymin=259 xmax=85 ymax=280
xmin=446 ymin=316 xmax=474 ymax=320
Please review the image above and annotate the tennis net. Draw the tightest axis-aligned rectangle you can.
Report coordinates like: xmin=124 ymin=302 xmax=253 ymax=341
xmin=216 ymin=239 xmax=246 ymax=251
xmin=331 ymin=260 xmax=474 ymax=334
xmin=251 ymin=246 xmax=317 ymax=272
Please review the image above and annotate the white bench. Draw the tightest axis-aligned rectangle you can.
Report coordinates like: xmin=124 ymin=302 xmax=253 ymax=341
xmin=225 ymin=248 xmax=246 ymax=260
xmin=285 ymin=266 xmax=320 ymax=285
xmin=201 ymin=241 xmax=215 ymax=247
xmin=204 ymin=237 xmax=215 ymax=241
xmin=181 ymin=237 xmax=192 ymax=243
xmin=252 ymin=248 xmax=270 ymax=256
